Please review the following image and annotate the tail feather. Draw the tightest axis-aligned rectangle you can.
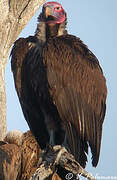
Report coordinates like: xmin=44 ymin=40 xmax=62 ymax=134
xmin=66 ymin=122 xmax=88 ymax=168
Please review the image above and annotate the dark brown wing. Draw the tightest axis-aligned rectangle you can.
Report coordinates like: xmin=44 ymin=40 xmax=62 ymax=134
xmin=11 ymin=36 xmax=50 ymax=149
xmin=11 ymin=36 xmax=38 ymax=97
xmin=43 ymin=34 xmax=107 ymax=167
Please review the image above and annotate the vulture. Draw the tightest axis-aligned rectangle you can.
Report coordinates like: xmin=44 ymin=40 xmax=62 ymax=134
xmin=0 ymin=130 xmax=60 ymax=180
xmin=11 ymin=1 xmax=107 ymax=168
xmin=0 ymin=130 xmax=23 ymax=180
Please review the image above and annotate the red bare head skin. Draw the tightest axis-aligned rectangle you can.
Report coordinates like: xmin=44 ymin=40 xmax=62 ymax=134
xmin=40 ymin=1 xmax=66 ymax=24
xmin=43 ymin=1 xmax=62 ymax=7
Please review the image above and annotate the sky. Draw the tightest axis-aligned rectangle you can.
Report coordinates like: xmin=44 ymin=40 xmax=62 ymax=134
xmin=6 ymin=0 xmax=117 ymax=179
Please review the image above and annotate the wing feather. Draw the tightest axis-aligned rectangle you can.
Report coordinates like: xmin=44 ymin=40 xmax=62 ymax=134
xmin=11 ymin=37 xmax=50 ymax=149
xmin=11 ymin=36 xmax=38 ymax=97
xmin=43 ymin=34 xmax=107 ymax=167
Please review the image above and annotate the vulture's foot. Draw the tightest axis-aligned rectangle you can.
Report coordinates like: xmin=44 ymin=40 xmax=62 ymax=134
xmin=38 ymin=145 xmax=62 ymax=170
xmin=37 ymin=145 xmax=96 ymax=180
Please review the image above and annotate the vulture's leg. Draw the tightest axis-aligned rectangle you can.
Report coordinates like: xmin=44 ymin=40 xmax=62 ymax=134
xmin=49 ymin=130 xmax=55 ymax=145
xmin=53 ymin=128 xmax=65 ymax=145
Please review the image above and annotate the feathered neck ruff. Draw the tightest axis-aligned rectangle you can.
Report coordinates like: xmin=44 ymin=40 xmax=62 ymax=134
xmin=35 ymin=13 xmax=68 ymax=43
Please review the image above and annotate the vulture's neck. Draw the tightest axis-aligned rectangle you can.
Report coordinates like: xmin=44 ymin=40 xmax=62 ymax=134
xmin=35 ymin=20 xmax=67 ymax=43
xmin=46 ymin=24 xmax=60 ymax=39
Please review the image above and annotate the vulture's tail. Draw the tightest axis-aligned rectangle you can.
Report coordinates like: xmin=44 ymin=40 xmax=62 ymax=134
xmin=66 ymin=122 xmax=88 ymax=168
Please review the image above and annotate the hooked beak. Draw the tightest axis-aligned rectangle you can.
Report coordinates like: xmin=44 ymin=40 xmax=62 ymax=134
xmin=45 ymin=7 xmax=52 ymax=18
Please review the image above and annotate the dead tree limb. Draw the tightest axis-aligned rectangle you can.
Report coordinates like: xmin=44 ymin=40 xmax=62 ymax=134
xmin=30 ymin=145 xmax=96 ymax=180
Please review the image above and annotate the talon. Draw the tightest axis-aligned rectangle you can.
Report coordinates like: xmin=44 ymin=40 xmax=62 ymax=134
xmin=46 ymin=144 xmax=53 ymax=153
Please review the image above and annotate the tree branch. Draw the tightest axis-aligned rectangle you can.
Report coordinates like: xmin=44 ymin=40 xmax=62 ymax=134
xmin=30 ymin=146 xmax=96 ymax=180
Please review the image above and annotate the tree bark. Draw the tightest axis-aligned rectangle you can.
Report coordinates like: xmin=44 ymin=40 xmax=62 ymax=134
xmin=0 ymin=0 xmax=46 ymax=140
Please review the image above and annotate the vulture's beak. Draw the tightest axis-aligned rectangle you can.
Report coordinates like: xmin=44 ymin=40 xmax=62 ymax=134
xmin=45 ymin=7 xmax=52 ymax=18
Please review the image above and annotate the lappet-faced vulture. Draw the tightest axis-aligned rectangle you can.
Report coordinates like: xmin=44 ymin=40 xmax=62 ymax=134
xmin=11 ymin=1 xmax=107 ymax=168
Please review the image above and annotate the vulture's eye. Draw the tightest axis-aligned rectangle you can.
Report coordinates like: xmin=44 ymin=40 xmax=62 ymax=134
xmin=54 ymin=6 xmax=62 ymax=11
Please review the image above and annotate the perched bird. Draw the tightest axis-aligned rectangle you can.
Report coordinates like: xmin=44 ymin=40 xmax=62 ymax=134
xmin=0 ymin=131 xmax=23 ymax=180
xmin=11 ymin=1 xmax=107 ymax=168
xmin=0 ymin=130 xmax=53 ymax=180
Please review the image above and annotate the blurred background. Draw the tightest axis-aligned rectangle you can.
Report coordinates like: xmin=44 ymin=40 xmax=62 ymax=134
xmin=6 ymin=0 xmax=117 ymax=179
